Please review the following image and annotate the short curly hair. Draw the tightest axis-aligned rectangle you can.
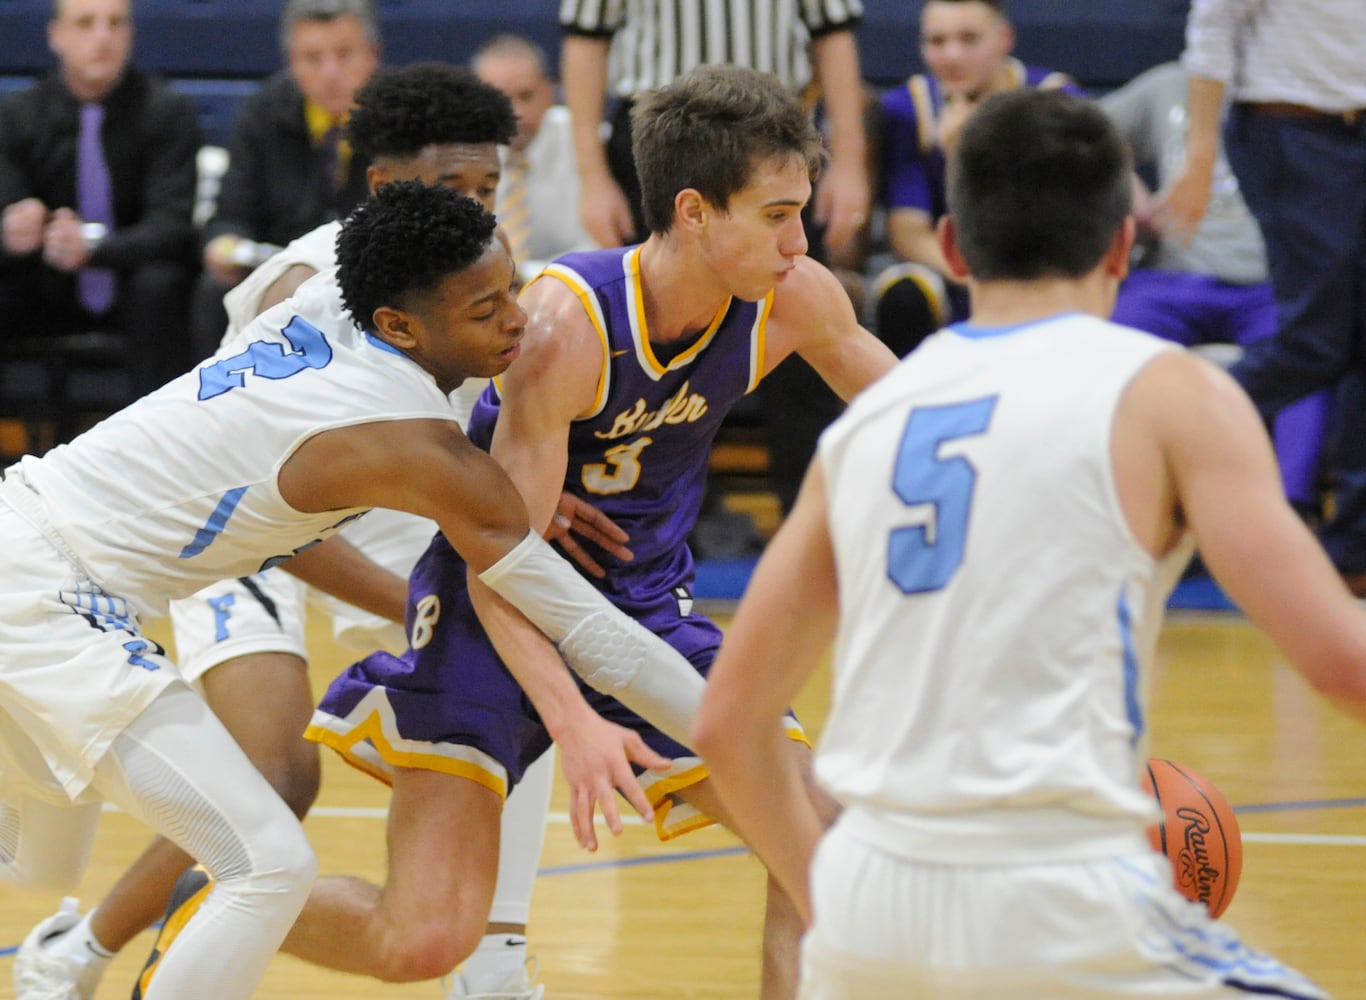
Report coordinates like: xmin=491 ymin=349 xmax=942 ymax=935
xmin=347 ymin=62 xmax=517 ymax=161
xmin=336 ymin=180 xmax=499 ymax=331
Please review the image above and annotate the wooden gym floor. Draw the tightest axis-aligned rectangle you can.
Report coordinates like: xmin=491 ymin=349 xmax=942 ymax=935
xmin=2 ymin=606 xmax=1365 ymax=998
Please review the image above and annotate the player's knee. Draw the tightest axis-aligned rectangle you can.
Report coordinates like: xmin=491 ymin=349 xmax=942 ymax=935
xmin=373 ymin=915 xmax=483 ymax=983
xmin=243 ymin=823 xmax=316 ymax=909
xmin=210 ymin=812 xmax=316 ymax=908
xmin=271 ymin=743 xmax=321 ymax=820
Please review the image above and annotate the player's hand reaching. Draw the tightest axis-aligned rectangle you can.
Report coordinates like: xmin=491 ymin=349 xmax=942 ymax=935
xmin=554 ymin=709 xmax=671 ymax=852
xmin=546 ymin=492 xmax=633 ymax=578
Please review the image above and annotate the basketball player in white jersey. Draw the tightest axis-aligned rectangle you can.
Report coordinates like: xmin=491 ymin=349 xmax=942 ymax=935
xmin=10 ymin=64 xmax=617 ymax=1000
xmin=1 ymin=181 xmax=719 ymax=1000
xmin=696 ymin=89 xmax=1366 ymax=997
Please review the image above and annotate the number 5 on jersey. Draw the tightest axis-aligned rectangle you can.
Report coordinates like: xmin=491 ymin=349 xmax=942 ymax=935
xmin=889 ymin=396 xmax=997 ymax=594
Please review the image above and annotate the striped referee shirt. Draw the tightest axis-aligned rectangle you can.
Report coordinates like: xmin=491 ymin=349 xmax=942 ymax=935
xmin=559 ymin=0 xmax=863 ymax=96
xmin=1183 ymin=0 xmax=1366 ymax=111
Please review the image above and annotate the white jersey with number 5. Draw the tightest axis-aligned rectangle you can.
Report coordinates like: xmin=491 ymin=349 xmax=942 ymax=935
xmin=814 ymin=312 xmax=1193 ymax=864
xmin=17 ymin=272 xmax=455 ymax=619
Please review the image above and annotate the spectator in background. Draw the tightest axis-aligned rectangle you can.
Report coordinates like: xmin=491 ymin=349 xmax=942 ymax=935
xmin=0 ymin=0 xmax=199 ymax=400
xmin=874 ymin=0 xmax=1078 ymax=358
xmin=188 ymin=0 xmax=379 ymax=359
xmin=1101 ymin=61 xmax=1332 ymax=523
xmin=474 ymin=32 xmax=597 ymax=288
xmin=559 ymin=0 xmax=871 ymax=519
xmin=1166 ymin=1 xmax=1366 ymax=591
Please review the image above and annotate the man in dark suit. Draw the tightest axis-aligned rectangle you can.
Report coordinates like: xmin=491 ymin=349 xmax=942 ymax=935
xmin=0 ymin=0 xmax=200 ymax=401
xmin=188 ymin=0 xmax=380 ymax=359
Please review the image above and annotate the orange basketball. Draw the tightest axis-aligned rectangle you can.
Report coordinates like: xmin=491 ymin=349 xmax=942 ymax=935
xmin=1140 ymin=758 xmax=1243 ymax=919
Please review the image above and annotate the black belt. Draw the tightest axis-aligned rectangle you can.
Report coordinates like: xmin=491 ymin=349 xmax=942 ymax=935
xmin=1241 ymin=101 xmax=1364 ymax=127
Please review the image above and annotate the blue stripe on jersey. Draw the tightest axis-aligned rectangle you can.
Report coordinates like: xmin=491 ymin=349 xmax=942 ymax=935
xmin=1116 ymin=588 xmax=1143 ymax=743
xmin=949 ymin=311 xmax=1085 ymax=340
xmin=179 ymin=486 xmax=249 ymax=558
xmin=364 ymin=331 xmax=405 ymax=357
xmin=1114 ymin=859 xmax=1327 ymax=1000
xmin=1146 ymin=904 xmax=1327 ymax=998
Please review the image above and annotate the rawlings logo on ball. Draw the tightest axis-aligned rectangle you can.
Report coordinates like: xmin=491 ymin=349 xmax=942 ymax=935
xmin=1173 ymin=806 xmax=1222 ymax=909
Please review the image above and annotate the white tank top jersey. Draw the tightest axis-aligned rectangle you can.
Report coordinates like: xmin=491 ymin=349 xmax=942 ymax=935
xmin=815 ymin=313 xmax=1194 ymax=865
xmin=17 ymin=272 xmax=457 ymax=618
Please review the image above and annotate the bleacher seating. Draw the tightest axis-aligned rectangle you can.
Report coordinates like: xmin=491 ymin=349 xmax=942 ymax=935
xmin=0 ymin=1 xmax=1190 ymax=146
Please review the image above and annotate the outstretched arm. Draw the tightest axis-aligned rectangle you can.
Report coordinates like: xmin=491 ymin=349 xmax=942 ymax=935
xmin=693 ymin=461 xmax=840 ymax=922
xmin=282 ymin=534 xmax=407 ymax=624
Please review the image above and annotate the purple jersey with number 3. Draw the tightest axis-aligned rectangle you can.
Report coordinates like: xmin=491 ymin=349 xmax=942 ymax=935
xmin=470 ymin=245 xmax=769 ymax=613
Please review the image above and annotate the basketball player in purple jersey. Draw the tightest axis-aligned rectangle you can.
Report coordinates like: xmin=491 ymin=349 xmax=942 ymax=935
xmin=302 ymin=66 xmax=898 ymax=998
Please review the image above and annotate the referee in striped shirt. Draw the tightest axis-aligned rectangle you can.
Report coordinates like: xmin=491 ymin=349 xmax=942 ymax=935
xmin=559 ymin=0 xmax=870 ymax=255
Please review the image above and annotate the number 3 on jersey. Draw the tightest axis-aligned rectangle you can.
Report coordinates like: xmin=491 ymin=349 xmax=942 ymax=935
xmin=889 ymin=396 xmax=997 ymax=594
xmin=198 ymin=315 xmax=333 ymax=401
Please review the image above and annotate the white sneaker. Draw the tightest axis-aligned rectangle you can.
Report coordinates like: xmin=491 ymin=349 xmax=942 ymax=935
xmin=12 ymin=898 xmax=103 ymax=1000
xmin=442 ymin=956 xmax=546 ymax=999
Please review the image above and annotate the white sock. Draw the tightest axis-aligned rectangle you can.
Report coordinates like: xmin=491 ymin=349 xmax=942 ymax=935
xmin=45 ymin=910 xmax=116 ymax=969
xmin=462 ymin=932 xmax=528 ymax=991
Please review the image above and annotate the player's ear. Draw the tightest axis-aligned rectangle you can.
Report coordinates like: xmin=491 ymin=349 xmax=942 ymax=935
xmin=937 ymin=215 xmax=971 ymax=282
xmin=1106 ymin=216 xmax=1136 ymax=281
xmin=676 ymin=188 xmax=708 ymax=233
xmin=371 ymin=306 xmax=416 ymax=349
xmin=366 ymin=165 xmax=390 ymax=197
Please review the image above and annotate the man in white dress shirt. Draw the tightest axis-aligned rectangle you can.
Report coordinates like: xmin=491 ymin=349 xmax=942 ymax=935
xmin=475 ymin=33 xmax=597 ymax=286
xmin=1164 ymin=0 xmax=1366 ymax=592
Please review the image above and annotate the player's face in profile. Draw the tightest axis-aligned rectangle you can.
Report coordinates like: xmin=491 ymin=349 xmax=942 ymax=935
xmin=407 ymin=243 xmax=526 ymax=388
xmin=700 ymin=154 xmax=810 ymax=302
xmin=920 ymin=1 xmax=1013 ymax=98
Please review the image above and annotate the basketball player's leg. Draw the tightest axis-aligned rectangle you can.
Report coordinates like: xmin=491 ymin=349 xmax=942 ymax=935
xmin=282 ymin=764 xmax=503 ymax=982
xmin=464 ymin=745 xmax=555 ymax=990
xmin=82 ymin=572 xmax=314 ymax=958
xmin=87 ymin=648 xmax=316 ymax=955
xmin=0 ymin=707 xmax=104 ymax=894
xmin=94 ymin=683 xmax=315 ymax=1000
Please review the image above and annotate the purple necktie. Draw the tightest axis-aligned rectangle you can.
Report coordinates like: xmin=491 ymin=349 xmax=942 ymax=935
xmin=320 ymin=122 xmax=342 ymax=193
xmin=77 ymin=102 xmax=116 ymax=314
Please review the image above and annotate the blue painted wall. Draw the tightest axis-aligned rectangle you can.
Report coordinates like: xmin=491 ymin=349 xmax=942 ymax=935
xmin=1 ymin=0 xmax=1190 ymax=144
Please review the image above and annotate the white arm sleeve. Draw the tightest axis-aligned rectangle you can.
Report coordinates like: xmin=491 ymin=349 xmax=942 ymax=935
xmin=478 ymin=530 xmax=704 ymax=746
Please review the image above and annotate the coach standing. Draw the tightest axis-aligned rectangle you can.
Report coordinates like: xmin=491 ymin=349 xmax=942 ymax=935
xmin=1163 ymin=1 xmax=1366 ymax=591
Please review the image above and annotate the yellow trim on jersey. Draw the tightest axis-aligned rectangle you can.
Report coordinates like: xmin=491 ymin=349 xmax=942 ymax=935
xmin=626 ymin=246 xmax=730 ymax=379
xmin=535 ymin=263 xmax=613 ymax=418
xmin=747 ymin=291 xmax=775 ymax=394
xmin=304 ymin=711 xmax=508 ymax=799
xmin=908 ymin=74 xmax=936 ymax=156
xmin=640 ymin=721 xmax=810 ymax=841
xmin=1005 ymin=56 xmax=1027 ymax=90
xmin=643 ymin=761 xmax=716 ymax=840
